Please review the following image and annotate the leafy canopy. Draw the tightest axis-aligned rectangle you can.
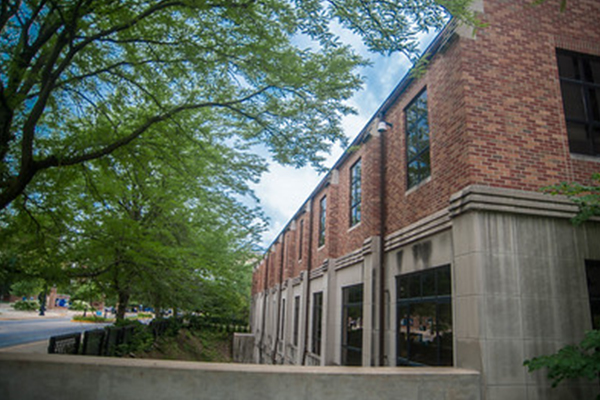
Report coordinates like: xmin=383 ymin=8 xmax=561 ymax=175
xmin=0 ymin=0 xmax=479 ymax=211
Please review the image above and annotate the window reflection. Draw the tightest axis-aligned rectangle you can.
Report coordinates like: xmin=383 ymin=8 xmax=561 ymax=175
xmin=396 ymin=265 xmax=452 ymax=366
xmin=342 ymin=284 xmax=363 ymax=366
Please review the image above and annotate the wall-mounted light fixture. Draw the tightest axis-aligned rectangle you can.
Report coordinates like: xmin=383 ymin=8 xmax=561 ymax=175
xmin=377 ymin=120 xmax=392 ymax=133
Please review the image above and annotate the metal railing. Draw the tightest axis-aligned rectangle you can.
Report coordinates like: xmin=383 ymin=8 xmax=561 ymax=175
xmin=48 ymin=315 xmax=249 ymax=356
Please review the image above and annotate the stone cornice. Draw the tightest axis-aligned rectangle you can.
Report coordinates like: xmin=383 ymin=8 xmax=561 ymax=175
xmin=384 ymin=209 xmax=451 ymax=252
xmin=448 ymin=185 xmax=582 ymax=219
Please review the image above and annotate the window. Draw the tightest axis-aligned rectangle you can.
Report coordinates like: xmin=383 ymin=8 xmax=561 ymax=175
xmin=279 ymin=299 xmax=286 ymax=340
xmin=293 ymin=296 xmax=300 ymax=346
xmin=298 ymin=220 xmax=304 ymax=260
xmin=585 ymin=260 xmax=600 ymax=329
xmin=557 ymin=50 xmax=600 ymax=156
xmin=341 ymin=284 xmax=363 ymax=366
xmin=350 ymin=159 xmax=362 ymax=226
xmin=406 ymin=90 xmax=431 ymax=189
xmin=312 ymin=292 xmax=323 ymax=355
xmin=396 ymin=265 xmax=452 ymax=366
xmin=318 ymin=196 xmax=326 ymax=247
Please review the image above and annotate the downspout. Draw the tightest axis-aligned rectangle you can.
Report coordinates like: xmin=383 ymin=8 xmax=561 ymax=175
xmin=377 ymin=116 xmax=389 ymax=366
xmin=259 ymin=253 xmax=270 ymax=363
xmin=301 ymin=201 xmax=314 ymax=365
xmin=272 ymin=234 xmax=286 ymax=364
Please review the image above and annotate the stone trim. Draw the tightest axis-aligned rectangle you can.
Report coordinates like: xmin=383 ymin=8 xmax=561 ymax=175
xmin=310 ymin=259 xmax=329 ymax=280
xmin=335 ymin=248 xmax=364 ymax=271
xmin=448 ymin=185 xmax=582 ymax=220
xmin=384 ymin=209 xmax=451 ymax=252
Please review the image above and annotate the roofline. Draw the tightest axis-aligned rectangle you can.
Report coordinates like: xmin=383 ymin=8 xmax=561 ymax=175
xmin=261 ymin=21 xmax=458 ymax=253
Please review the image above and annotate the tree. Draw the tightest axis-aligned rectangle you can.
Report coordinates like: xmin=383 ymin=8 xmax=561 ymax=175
xmin=55 ymin=125 xmax=265 ymax=320
xmin=524 ymin=330 xmax=600 ymax=400
xmin=0 ymin=0 xmax=479 ymax=211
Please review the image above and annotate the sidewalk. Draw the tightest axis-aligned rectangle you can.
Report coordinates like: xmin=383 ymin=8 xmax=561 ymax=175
xmin=0 ymin=302 xmax=78 ymax=320
xmin=0 ymin=340 xmax=48 ymax=354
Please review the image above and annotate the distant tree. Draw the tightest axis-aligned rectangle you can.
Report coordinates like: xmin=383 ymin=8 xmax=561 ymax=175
xmin=0 ymin=0 xmax=479 ymax=211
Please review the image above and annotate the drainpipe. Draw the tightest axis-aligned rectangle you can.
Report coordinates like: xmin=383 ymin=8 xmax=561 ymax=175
xmin=377 ymin=116 xmax=390 ymax=366
xmin=301 ymin=200 xmax=314 ymax=365
xmin=272 ymin=234 xmax=286 ymax=364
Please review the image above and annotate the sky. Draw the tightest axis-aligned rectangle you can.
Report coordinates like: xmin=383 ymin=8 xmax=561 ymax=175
xmin=251 ymin=29 xmax=440 ymax=249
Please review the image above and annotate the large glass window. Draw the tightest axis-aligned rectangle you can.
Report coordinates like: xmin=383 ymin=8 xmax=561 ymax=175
xmin=406 ymin=90 xmax=431 ymax=189
xmin=312 ymin=292 xmax=323 ymax=355
xmin=350 ymin=159 xmax=362 ymax=226
xmin=585 ymin=260 xmax=600 ymax=329
xmin=293 ymin=296 xmax=300 ymax=346
xmin=318 ymin=196 xmax=326 ymax=247
xmin=396 ymin=265 xmax=452 ymax=366
xmin=557 ymin=50 xmax=600 ymax=156
xmin=342 ymin=284 xmax=363 ymax=366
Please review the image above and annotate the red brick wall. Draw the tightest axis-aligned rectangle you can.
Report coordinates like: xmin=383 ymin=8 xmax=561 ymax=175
xmin=253 ymin=0 xmax=600 ymax=294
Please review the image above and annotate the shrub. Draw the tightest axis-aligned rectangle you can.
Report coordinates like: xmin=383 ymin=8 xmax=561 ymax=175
xmin=114 ymin=320 xmax=154 ymax=355
xmin=12 ymin=300 xmax=39 ymax=311
xmin=524 ymin=330 xmax=600 ymax=399
xmin=73 ymin=314 xmax=111 ymax=323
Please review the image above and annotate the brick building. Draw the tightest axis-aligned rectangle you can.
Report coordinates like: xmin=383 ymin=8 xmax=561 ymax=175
xmin=250 ymin=0 xmax=600 ymax=398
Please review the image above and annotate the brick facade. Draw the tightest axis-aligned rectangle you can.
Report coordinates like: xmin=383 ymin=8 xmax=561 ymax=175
xmin=251 ymin=1 xmax=600 ymax=398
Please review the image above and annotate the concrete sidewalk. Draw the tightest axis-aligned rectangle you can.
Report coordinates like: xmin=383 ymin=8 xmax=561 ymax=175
xmin=0 ymin=340 xmax=48 ymax=354
xmin=0 ymin=302 xmax=78 ymax=321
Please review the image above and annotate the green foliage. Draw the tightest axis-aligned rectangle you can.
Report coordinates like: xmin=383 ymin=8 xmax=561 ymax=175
xmin=12 ymin=300 xmax=39 ymax=311
xmin=69 ymin=300 xmax=93 ymax=312
xmin=524 ymin=330 xmax=600 ymax=398
xmin=544 ymin=173 xmax=600 ymax=225
xmin=0 ymin=0 xmax=481 ymax=327
xmin=114 ymin=320 xmax=154 ymax=355
xmin=9 ymin=279 xmax=44 ymax=298
xmin=72 ymin=314 xmax=111 ymax=323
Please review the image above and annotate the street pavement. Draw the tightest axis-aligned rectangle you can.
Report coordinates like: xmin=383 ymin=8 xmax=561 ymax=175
xmin=0 ymin=302 xmax=110 ymax=353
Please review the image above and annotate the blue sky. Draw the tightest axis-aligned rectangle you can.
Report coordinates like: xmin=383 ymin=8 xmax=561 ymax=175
xmin=251 ymin=29 xmax=440 ymax=249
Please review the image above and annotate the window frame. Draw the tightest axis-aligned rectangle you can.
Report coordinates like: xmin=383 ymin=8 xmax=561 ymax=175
xmin=293 ymin=296 xmax=300 ymax=347
xmin=396 ymin=265 xmax=452 ymax=367
xmin=585 ymin=260 xmax=600 ymax=329
xmin=349 ymin=159 xmax=362 ymax=227
xmin=557 ymin=49 xmax=600 ymax=156
xmin=298 ymin=219 xmax=304 ymax=261
xmin=318 ymin=196 xmax=327 ymax=247
xmin=279 ymin=298 xmax=286 ymax=340
xmin=341 ymin=283 xmax=363 ymax=366
xmin=405 ymin=89 xmax=431 ymax=189
xmin=311 ymin=291 xmax=323 ymax=356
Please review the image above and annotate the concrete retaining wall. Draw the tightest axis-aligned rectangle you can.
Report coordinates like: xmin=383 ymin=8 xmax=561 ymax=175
xmin=0 ymin=353 xmax=480 ymax=400
xmin=233 ymin=333 xmax=254 ymax=363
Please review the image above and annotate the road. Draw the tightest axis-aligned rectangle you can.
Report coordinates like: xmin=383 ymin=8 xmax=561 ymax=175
xmin=0 ymin=318 xmax=111 ymax=349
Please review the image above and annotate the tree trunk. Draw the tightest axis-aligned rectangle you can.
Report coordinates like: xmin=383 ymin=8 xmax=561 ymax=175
xmin=116 ymin=290 xmax=130 ymax=321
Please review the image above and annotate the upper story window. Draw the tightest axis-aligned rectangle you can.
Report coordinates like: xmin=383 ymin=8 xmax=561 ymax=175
xmin=298 ymin=219 xmax=304 ymax=260
xmin=350 ymin=159 xmax=362 ymax=227
xmin=557 ymin=50 xmax=600 ymax=156
xmin=318 ymin=196 xmax=326 ymax=247
xmin=406 ymin=89 xmax=431 ymax=189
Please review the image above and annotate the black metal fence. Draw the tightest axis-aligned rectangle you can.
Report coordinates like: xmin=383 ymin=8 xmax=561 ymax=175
xmin=48 ymin=316 xmax=250 ymax=356
xmin=48 ymin=332 xmax=81 ymax=354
